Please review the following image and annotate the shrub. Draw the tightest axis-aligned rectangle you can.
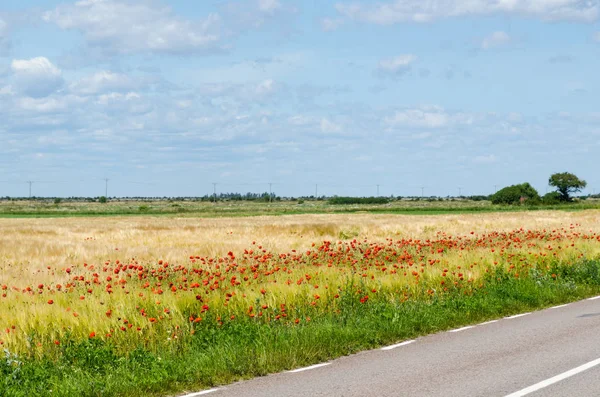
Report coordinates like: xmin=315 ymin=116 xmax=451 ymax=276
xmin=98 ymin=196 xmax=107 ymax=204
xmin=491 ymin=183 xmax=540 ymax=205
xmin=542 ymin=191 xmax=562 ymax=205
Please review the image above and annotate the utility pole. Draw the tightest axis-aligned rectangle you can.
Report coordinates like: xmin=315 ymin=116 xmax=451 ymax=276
xmin=315 ymin=184 xmax=318 ymax=199
xmin=494 ymin=185 xmax=497 ymax=194
xmin=377 ymin=184 xmax=380 ymax=197
xmin=103 ymin=178 xmax=109 ymax=197
xmin=420 ymin=186 xmax=424 ymax=198
xmin=27 ymin=181 xmax=33 ymax=198
xmin=269 ymin=183 xmax=272 ymax=203
xmin=458 ymin=187 xmax=462 ymax=197
xmin=212 ymin=183 xmax=217 ymax=203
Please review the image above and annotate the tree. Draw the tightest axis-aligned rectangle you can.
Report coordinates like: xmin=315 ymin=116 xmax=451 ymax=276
xmin=490 ymin=183 xmax=540 ymax=205
xmin=542 ymin=191 xmax=562 ymax=205
xmin=548 ymin=172 xmax=587 ymax=202
xmin=98 ymin=196 xmax=107 ymax=204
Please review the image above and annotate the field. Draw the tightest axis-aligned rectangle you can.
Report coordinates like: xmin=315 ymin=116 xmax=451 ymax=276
xmin=2 ymin=210 xmax=600 ymax=396
xmin=1 ymin=197 xmax=600 ymax=218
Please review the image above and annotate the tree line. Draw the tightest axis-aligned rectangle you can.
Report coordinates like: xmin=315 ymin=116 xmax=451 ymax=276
xmin=491 ymin=172 xmax=587 ymax=205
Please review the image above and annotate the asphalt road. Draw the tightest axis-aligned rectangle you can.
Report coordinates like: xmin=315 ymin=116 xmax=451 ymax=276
xmin=184 ymin=297 xmax=600 ymax=397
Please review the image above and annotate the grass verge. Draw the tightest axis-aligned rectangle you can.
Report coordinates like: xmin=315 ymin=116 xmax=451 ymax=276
xmin=2 ymin=259 xmax=600 ymax=397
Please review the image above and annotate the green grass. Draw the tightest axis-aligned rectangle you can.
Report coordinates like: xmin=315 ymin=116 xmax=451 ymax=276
xmin=2 ymin=260 xmax=600 ymax=397
xmin=1 ymin=199 xmax=599 ymax=218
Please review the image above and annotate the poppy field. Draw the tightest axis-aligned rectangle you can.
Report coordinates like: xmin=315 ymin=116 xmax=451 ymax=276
xmin=2 ymin=212 xmax=600 ymax=396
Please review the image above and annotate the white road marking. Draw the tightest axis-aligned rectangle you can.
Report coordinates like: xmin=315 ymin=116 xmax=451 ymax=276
xmin=288 ymin=363 xmax=330 ymax=373
xmin=480 ymin=320 xmax=499 ymax=325
xmin=549 ymin=304 xmax=569 ymax=309
xmin=381 ymin=340 xmax=415 ymax=351
xmin=587 ymin=296 xmax=600 ymax=301
xmin=504 ymin=357 xmax=600 ymax=397
xmin=449 ymin=326 xmax=475 ymax=333
xmin=182 ymin=388 xmax=221 ymax=396
xmin=504 ymin=313 xmax=531 ymax=319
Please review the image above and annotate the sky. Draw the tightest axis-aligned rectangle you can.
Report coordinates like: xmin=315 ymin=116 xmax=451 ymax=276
xmin=0 ymin=0 xmax=599 ymax=198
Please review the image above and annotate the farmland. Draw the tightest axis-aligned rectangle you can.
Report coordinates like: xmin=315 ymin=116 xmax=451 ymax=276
xmin=2 ymin=210 xmax=600 ymax=396
xmin=1 ymin=197 xmax=600 ymax=218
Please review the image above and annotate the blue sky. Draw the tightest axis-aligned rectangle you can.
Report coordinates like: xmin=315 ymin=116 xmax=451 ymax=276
xmin=0 ymin=0 xmax=599 ymax=198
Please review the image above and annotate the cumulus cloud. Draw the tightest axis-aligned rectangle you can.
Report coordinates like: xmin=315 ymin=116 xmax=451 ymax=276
xmin=69 ymin=71 xmax=140 ymax=95
xmin=481 ymin=31 xmax=511 ymax=49
xmin=11 ymin=57 xmax=64 ymax=98
xmin=43 ymin=0 xmax=222 ymax=55
xmin=332 ymin=0 xmax=599 ymax=25
xmin=377 ymin=54 xmax=417 ymax=76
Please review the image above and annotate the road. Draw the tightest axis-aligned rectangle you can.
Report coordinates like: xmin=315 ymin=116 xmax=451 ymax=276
xmin=183 ymin=296 xmax=600 ymax=397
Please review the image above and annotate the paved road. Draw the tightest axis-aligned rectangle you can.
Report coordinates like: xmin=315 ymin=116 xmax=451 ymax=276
xmin=184 ymin=297 xmax=600 ymax=397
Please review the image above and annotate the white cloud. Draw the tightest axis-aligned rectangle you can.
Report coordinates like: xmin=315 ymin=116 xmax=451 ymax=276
xmin=10 ymin=57 xmax=64 ymax=98
xmin=384 ymin=106 xmax=478 ymax=129
xmin=321 ymin=17 xmax=345 ymax=31
xmin=258 ymin=0 xmax=281 ymax=13
xmin=43 ymin=0 xmax=222 ymax=55
xmin=15 ymin=95 xmax=85 ymax=113
xmin=481 ymin=31 xmax=511 ymax=49
xmin=385 ymin=106 xmax=450 ymax=128
xmin=255 ymin=79 xmax=276 ymax=96
xmin=334 ymin=0 xmax=599 ymax=24
xmin=96 ymin=92 xmax=141 ymax=106
xmin=0 ymin=85 xmax=13 ymax=96
xmin=320 ymin=118 xmax=343 ymax=133
xmin=377 ymin=54 xmax=417 ymax=75
xmin=69 ymin=71 xmax=139 ymax=95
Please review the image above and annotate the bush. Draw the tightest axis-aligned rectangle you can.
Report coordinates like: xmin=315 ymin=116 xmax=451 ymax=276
xmin=98 ymin=196 xmax=107 ymax=204
xmin=491 ymin=183 xmax=540 ymax=205
xmin=542 ymin=191 xmax=562 ymax=205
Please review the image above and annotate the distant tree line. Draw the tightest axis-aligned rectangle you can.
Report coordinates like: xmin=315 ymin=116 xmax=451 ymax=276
xmin=0 ymin=172 xmax=594 ymax=205
xmin=328 ymin=197 xmax=390 ymax=205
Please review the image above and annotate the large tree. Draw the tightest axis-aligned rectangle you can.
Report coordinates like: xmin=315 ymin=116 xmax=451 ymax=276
xmin=490 ymin=183 xmax=540 ymax=205
xmin=548 ymin=172 xmax=587 ymax=201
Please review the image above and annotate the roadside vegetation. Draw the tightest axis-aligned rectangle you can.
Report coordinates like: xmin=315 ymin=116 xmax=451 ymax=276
xmin=1 ymin=212 xmax=600 ymax=396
